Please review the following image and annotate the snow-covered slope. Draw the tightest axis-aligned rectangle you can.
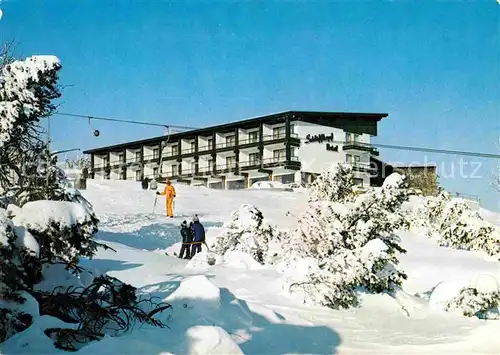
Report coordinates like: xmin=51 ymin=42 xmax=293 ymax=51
xmin=4 ymin=180 xmax=499 ymax=354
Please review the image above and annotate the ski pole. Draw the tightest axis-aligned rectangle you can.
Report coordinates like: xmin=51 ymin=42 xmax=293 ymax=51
xmin=153 ymin=194 xmax=158 ymax=214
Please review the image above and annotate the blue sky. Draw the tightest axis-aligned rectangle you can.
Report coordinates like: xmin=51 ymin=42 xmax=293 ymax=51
xmin=1 ymin=1 xmax=498 ymax=210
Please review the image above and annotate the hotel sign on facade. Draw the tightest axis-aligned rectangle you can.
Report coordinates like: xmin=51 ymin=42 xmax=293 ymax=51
xmin=305 ymin=133 xmax=339 ymax=151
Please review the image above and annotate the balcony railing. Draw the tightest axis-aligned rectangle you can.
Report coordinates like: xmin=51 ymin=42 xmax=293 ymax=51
xmin=181 ymin=169 xmax=195 ymax=177
xmin=262 ymin=157 xmax=286 ymax=165
xmin=198 ymin=144 xmax=212 ymax=152
xmin=215 ymin=141 xmax=236 ymax=149
xmin=239 ymin=160 xmax=260 ymax=168
xmin=238 ymin=137 xmax=260 ymax=145
xmin=197 ymin=166 xmax=213 ymax=174
xmin=346 ymin=161 xmax=375 ymax=171
xmin=142 ymin=154 xmax=160 ymax=161
xmin=343 ymin=141 xmax=379 ymax=155
xmin=181 ymin=147 xmax=195 ymax=154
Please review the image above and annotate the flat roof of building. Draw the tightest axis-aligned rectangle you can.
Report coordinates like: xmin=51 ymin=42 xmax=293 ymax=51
xmin=83 ymin=110 xmax=388 ymax=154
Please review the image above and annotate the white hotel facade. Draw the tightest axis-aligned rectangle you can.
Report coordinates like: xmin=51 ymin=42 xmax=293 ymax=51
xmin=84 ymin=111 xmax=387 ymax=189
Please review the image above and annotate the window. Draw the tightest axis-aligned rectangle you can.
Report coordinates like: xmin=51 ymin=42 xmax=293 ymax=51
xmin=208 ymin=159 xmax=214 ymax=171
xmin=248 ymin=131 xmax=259 ymax=143
xmin=354 ymin=155 xmax=361 ymax=167
xmin=353 ymin=178 xmax=363 ymax=187
xmin=345 ymin=132 xmax=360 ymax=144
xmin=118 ymin=153 xmax=124 ymax=163
xmin=273 ymin=126 xmax=286 ymax=139
xmin=171 ymin=164 xmax=178 ymax=176
xmin=346 ymin=154 xmax=353 ymax=164
xmin=153 ymin=148 xmax=160 ymax=160
xmin=273 ymin=149 xmax=286 ymax=161
xmin=171 ymin=145 xmax=179 ymax=155
xmin=226 ymin=156 xmax=236 ymax=168
xmin=290 ymin=147 xmax=298 ymax=159
xmin=102 ymin=157 xmax=108 ymax=166
xmin=135 ymin=170 xmax=141 ymax=181
xmin=207 ymin=138 xmax=213 ymax=150
xmin=191 ymin=162 xmax=196 ymax=173
xmin=226 ymin=135 xmax=236 ymax=146
xmin=135 ymin=151 xmax=141 ymax=162
xmin=153 ymin=167 xmax=159 ymax=177
xmin=190 ymin=142 xmax=196 ymax=153
xmin=249 ymin=153 xmax=260 ymax=165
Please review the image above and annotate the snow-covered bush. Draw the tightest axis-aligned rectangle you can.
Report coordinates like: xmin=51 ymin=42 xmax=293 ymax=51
xmin=446 ymin=287 xmax=500 ymax=319
xmin=308 ymin=162 xmax=356 ymax=203
xmin=12 ymin=200 xmax=102 ymax=265
xmin=38 ymin=275 xmax=171 ymax=351
xmin=0 ymin=210 xmax=42 ymax=342
xmin=425 ymin=190 xmax=451 ymax=225
xmin=438 ymin=199 xmax=500 ymax=256
xmin=430 ymin=275 xmax=500 ymax=320
xmin=286 ymin=172 xmax=409 ymax=309
xmin=406 ymin=191 xmax=500 ymax=256
xmin=212 ymin=204 xmax=284 ymax=265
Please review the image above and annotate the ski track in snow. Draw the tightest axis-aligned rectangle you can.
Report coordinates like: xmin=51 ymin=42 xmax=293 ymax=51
xmin=14 ymin=179 xmax=498 ymax=355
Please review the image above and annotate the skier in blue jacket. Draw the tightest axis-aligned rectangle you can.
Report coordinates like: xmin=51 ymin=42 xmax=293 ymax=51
xmin=190 ymin=215 xmax=205 ymax=256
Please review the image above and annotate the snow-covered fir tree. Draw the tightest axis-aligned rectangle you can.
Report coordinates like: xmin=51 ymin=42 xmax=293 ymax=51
xmin=0 ymin=55 xmax=61 ymax=196
xmin=285 ymin=172 xmax=409 ymax=309
xmin=15 ymin=147 xmax=68 ymax=206
xmin=308 ymin=162 xmax=356 ymax=203
xmin=212 ymin=204 xmax=284 ymax=265
xmin=0 ymin=55 xmax=169 ymax=349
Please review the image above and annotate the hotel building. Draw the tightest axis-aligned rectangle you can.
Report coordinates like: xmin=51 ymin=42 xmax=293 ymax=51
xmin=83 ymin=111 xmax=387 ymax=189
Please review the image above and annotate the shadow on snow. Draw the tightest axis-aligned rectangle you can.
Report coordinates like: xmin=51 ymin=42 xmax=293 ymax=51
xmin=128 ymin=277 xmax=342 ymax=354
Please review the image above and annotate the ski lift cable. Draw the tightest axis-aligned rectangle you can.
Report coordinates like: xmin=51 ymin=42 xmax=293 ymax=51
xmin=312 ymin=139 xmax=500 ymax=159
xmin=53 ymin=111 xmax=198 ymax=131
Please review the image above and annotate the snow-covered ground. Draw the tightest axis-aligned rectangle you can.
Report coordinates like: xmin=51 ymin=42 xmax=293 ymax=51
xmin=4 ymin=179 xmax=499 ymax=354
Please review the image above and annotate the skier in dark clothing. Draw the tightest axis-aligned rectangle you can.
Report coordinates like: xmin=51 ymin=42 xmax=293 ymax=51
xmin=190 ymin=215 xmax=205 ymax=257
xmin=179 ymin=220 xmax=193 ymax=259
xmin=141 ymin=177 xmax=150 ymax=190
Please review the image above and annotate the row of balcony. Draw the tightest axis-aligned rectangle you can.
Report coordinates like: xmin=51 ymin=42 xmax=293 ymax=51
xmin=94 ymin=142 xmax=376 ymax=169
xmin=178 ymin=133 xmax=299 ymax=154
xmin=96 ymin=156 xmax=300 ymax=176
xmin=93 ymin=133 xmax=301 ymax=167
xmin=171 ymin=157 xmax=301 ymax=178
xmin=97 ymin=159 xmax=374 ymax=182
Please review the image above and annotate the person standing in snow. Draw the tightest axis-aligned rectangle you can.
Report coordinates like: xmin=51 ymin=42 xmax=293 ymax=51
xmin=141 ymin=177 xmax=150 ymax=190
xmin=150 ymin=178 xmax=158 ymax=190
xmin=190 ymin=215 xmax=205 ymax=256
xmin=156 ymin=179 xmax=176 ymax=217
xmin=179 ymin=220 xmax=193 ymax=259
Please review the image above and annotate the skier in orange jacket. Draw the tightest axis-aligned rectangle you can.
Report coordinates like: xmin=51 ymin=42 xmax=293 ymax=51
xmin=157 ymin=180 xmax=176 ymax=217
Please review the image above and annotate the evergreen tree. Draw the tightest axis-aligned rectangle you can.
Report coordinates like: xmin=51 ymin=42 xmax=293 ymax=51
xmin=308 ymin=162 xmax=356 ymax=203
xmin=0 ymin=54 xmax=170 ymax=349
xmin=286 ymin=172 xmax=409 ymax=309
xmin=212 ymin=204 xmax=284 ymax=265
